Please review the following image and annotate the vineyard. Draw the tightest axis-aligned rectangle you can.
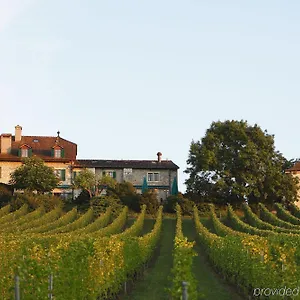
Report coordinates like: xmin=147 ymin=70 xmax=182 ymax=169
xmin=1 ymin=202 xmax=300 ymax=299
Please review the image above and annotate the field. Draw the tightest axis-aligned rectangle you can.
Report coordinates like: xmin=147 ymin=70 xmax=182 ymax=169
xmin=0 ymin=202 xmax=300 ymax=299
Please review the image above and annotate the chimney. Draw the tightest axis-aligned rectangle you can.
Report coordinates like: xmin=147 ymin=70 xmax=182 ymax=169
xmin=1 ymin=134 xmax=12 ymax=154
xmin=15 ymin=125 xmax=22 ymax=142
xmin=157 ymin=152 xmax=162 ymax=163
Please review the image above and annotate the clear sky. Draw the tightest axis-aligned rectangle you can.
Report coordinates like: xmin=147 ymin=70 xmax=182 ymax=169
xmin=1 ymin=1 xmax=300 ymax=192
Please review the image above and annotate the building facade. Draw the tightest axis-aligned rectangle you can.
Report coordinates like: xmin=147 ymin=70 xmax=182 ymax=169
xmin=0 ymin=125 xmax=179 ymax=200
xmin=285 ymin=163 xmax=300 ymax=207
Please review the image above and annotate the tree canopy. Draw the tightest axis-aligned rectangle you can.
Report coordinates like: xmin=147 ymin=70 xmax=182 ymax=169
xmin=185 ymin=120 xmax=299 ymax=205
xmin=9 ymin=156 xmax=59 ymax=193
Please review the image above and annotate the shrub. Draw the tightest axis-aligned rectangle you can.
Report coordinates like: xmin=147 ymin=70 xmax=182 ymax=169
xmin=140 ymin=190 xmax=159 ymax=215
xmin=0 ymin=184 xmax=13 ymax=206
xmin=74 ymin=189 xmax=91 ymax=205
xmin=10 ymin=192 xmax=63 ymax=211
xmin=164 ymin=194 xmax=194 ymax=215
xmin=120 ymin=194 xmax=141 ymax=212
xmin=90 ymin=196 xmax=123 ymax=217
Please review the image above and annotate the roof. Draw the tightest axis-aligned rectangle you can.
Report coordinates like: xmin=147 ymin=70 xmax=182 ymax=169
xmin=286 ymin=162 xmax=300 ymax=172
xmin=75 ymin=159 xmax=179 ymax=170
xmin=0 ymin=135 xmax=77 ymax=161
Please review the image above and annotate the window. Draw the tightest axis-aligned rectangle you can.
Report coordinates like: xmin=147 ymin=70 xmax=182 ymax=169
xmin=107 ymin=171 xmax=117 ymax=179
xmin=51 ymin=148 xmax=64 ymax=158
xmin=18 ymin=148 xmax=32 ymax=157
xmin=54 ymin=149 xmax=61 ymax=158
xmin=21 ymin=149 xmax=28 ymax=157
xmin=54 ymin=169 xmax=66 ymax=181
xmin=147 ymin=172 xmax=160 ymax=182
xmin=0 ymin=167 xmax=1 ymax=178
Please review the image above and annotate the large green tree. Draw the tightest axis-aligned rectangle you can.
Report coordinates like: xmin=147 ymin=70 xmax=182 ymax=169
xmin=185 ymin=120 xmax=299 ymax=205
xmin=9 ymin=156 xmax=59 ymax=193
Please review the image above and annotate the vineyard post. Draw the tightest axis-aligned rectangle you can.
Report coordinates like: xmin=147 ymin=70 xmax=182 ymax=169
xmin=14 ymin=275 xmax=20 ymax=300
xmin=48 ymin=274 xmax=53 ymax=299
xmin=124 ymin=281 xmax=127 ymax=294
xmin=182 ymin=281 xmax=188 ymax=300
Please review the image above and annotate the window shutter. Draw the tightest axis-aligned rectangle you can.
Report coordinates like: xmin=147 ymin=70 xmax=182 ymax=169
xmin=61 ymin=149 xmax=65 ymax=158
xmin=51 ymin=148 xmax=54 ymax=157
xmin=113 ymin=171 xmax=116 ymax=179
xmin=61 ymin=169 xmax=66 ymax=181
xmin=18 ymin=149 xmax=21 ymax=157
xmin=73 ymin=171 xmax=77 ymax=179
xmin=28 ymin=149 xmax=32 ymax=157
xmin=102 ymin=171 xmax=106 ymax=176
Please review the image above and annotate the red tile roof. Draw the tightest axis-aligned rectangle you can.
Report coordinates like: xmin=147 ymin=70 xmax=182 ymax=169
xmin=286 ymin=162 xmax=300 ymax=172
xmin=0 ymin=135 xmax=77 ymax=162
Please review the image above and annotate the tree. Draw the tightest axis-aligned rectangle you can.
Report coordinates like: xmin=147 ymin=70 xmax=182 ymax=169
xmin=73 ymin=169 xmax=117 ymax=198
xmin=9 ymin=156 xmax=59 ymax=193
xmin=185 ymin=120 xmax=299 ymax=206
xmin=108 ymin=181 xmax=141 ymax=212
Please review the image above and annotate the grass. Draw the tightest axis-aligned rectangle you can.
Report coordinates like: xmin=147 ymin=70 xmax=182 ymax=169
xmin=122 ymin=218 xmax=176 ymax=300
xmin=182 ymin=218 xmax=243 ymax=300
xmin=122 ymin=217 xmax=243 ymax=299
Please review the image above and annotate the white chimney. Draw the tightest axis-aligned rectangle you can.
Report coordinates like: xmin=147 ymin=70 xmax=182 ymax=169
xmin=1 ymin=134 xmax=12 ymax=154
xmin=157 ymin=152 xmax=162 ymax=163
xmin=15 ymin=125 xmax=22 ymax=142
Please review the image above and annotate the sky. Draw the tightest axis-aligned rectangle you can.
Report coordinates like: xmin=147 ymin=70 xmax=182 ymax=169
xmin=1 ymin=1 xmax=300 ymax=192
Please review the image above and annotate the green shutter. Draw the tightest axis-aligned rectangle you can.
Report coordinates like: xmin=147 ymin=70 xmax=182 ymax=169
xmin=28 ymin=149 xmax=32 ymax=157
xmin=61 ymin=149 xmax=65 ymax=158
xmin=113 ymin=171 xmax=116 ymax=179
xmin=73 ymin=171 xmax=77 ymax=179
xmin=18 ymin=149 xmax=21 ymax=157
xmin=51 ymin=148 xmax=54 ymax=157
xmin=61 ymin=169 xmax=66 ymax=181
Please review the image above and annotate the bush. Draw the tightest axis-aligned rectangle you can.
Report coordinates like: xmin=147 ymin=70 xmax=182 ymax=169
xmin=140 ymin=190 xmax=159 ymax=215
xmin=90 ymin=196 xmax=123 ymax=218
xmin=0 ymin=184 xmax=13 ymax=206
xmin=107 ymin=182 xmax=141 ymax=212
xmin=164 ymin=194 xmax=194 ymax=215
xmin=120 ymin=194 xmax=141 ymax=212
xmin=74 ymin=189 xmax=91 ymax=205
xmin=11 ymin=192 xmax=63 ymax=211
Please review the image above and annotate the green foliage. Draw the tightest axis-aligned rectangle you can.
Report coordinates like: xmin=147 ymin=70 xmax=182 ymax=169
xmin=164 ymin=194 xmax=194 ymax=216
xmin=0 ymin=204 xmax=28 ymax=227
xmin=9 ymin=156 xmax=59 ymax=193
xmin=47 ymin=208 xmax=94 ymax=234
xmin=259 ymin=203 xmax=300 ymax=230
xmin=73 ymin=207 xmax=112 ymax=234
xmin=140 ymin=189 xmax=159 ymax=215
xmin=108 ymin=182 xmax=141 ymax=212
xmin=88 ymin=206 xmax=128 ymax=238
xmin=170 ymin=204 xmax=198 ymax=299
xmin=73 ymin=189 xmax=91 ymax=205
xmin=74 ymin=169 xmax=117 ymax=198
xmin=117 ymin=205 xmax=146 ymax=238
xmin=274 ymin=203 xmax=300 ymax=225
xmin=185 ymin=120 xmax=299 ymax=205
xmin=289 ymin=203 xmax=300 ymax=219
xmin=194 ymin=206 xmax=300 ymax=298
xmin=25 ymin=208 xmax=78 ymax=233
xmin=90 ymin=196 xmax=123 ymax=218
xmin=0 ymin=184 xmax=13 ymax=206
xmin=73 ymin=169 xmax=95 ymax=198
xmin=11 ymin=192 xmax=63 ymax=211
xmin=242 ymin=203 xmax=300 ymax=234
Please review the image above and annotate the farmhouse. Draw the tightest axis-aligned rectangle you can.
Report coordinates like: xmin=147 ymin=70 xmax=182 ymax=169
xmin=0 ymin=125 xmax=179 ymax=200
